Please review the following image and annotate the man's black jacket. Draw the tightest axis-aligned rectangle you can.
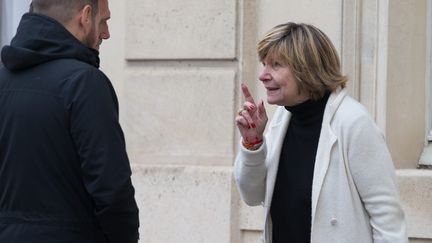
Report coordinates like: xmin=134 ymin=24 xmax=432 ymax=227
xmin=0 ymin=13 xmax=139 ymax=243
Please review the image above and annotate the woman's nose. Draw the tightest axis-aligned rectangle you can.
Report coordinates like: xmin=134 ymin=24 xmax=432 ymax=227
xmin=259 ymin=67 xmax=270 ymax=82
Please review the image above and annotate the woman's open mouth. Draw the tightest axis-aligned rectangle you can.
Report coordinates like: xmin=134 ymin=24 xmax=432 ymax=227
xmin=266 ymin=87 xmax=279 ymax=92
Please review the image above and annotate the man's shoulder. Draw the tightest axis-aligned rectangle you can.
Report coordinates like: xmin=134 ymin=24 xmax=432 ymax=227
xmin=44 ymin=59 xmax=109 ymax=83
xmin=53 ymin=58 xmax=100 ymax=73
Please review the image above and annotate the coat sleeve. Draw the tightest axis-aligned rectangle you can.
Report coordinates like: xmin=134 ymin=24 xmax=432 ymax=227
xmin=347 ymin=115 xmax=407 ymax=243
xmin=234 ymin=139 xmax=268 ymax=206
xmin=67 ymin=69 xmax=139 ymax=243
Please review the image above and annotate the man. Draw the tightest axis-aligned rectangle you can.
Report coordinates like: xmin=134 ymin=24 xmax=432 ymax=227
xmin=0 ymin=0 xmax=139 ymax=242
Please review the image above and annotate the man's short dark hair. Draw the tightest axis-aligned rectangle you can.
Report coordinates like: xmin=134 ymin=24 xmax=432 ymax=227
xmin=31 ymin=0 xmax=99 ymax=24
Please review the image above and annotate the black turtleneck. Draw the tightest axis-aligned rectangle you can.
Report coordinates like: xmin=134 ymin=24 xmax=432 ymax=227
xmin=270 ymin=93 xmax=330 ymax=243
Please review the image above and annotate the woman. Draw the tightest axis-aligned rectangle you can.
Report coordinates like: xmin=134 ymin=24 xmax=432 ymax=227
xmin=234 ymin=22 xmax=407 ymax=243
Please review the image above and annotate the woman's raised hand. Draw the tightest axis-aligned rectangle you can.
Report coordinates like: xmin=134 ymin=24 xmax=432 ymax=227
xmin=235 ymin=83 xmax=268 ymax=149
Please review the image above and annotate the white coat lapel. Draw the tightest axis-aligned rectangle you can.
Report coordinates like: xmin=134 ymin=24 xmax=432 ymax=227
xmin=311 ymin=88 xmax=347 ymax=225
xmin=264 ymin=109 xmax=290 ymax=207
xmin=311 ymin=122 xmax=337 ymax=224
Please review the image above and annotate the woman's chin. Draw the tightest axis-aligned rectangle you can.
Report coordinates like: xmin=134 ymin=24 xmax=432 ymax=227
xmin=266 ymin=98 xmax=278 ymax=105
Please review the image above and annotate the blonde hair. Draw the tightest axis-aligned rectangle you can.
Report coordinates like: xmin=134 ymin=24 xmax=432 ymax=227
xmin=258 ymin=22 xmax=347 ymax=100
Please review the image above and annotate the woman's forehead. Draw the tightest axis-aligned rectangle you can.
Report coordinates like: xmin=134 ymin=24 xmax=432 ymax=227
xmin=263 ymin=51 xmax=286 ymax=63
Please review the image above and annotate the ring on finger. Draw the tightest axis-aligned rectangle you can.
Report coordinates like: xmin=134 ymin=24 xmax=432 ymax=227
xmin=237 ymin=108 xmax=245 ymax=116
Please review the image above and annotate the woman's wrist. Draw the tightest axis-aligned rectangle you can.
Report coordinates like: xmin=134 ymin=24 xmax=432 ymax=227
xmin=242 ymin=138 xmax=263 ymax=151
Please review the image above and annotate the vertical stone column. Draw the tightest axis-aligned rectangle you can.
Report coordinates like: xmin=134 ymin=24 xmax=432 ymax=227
xmin=341 ymin=0 xmax=427 ymax=169
xmin=386 ymin=0 xmax=427 ymax=169
xmin=341 ymin=0 xmax=390 ymax=131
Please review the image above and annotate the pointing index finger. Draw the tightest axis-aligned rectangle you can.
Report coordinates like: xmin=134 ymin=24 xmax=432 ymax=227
xmin=241 ymin=83 xmax=256 ymax=105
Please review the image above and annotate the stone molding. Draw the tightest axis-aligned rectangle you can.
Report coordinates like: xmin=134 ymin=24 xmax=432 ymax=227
xmin=341 ymin=0 xmax=389 ymax=132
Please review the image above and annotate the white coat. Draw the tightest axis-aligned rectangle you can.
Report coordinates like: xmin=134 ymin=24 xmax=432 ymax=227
xmin=234 ymin=88 xmax=408 ymax=243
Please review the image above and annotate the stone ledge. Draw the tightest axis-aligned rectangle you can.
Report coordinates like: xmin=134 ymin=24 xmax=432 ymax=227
xmin=238 ymin=200 xmax=263 ymax=231
xmin=396 ymin=169 xmax=432 ymax=239
xmin=131 ymin=164 xmax=234 ymax=243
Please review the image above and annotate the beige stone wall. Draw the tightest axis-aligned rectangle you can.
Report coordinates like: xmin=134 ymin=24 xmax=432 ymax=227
xmin=101 ymin=0 xmax=240 ymax=242
xmin=398 ymin=170 xmax=432 ymax=241
xmin=100 ymin=0 xmax=432 ymax=242
xmin=387 ymin=0 xmax=427 ymax=169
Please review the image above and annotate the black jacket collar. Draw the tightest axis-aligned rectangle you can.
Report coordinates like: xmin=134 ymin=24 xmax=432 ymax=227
xmin=1 ymin=13 xmax=100 ymax=71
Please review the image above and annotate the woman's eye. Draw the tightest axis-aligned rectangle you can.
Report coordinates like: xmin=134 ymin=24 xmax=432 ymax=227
xmin=272 ymin=62 xmax=281 ymax=68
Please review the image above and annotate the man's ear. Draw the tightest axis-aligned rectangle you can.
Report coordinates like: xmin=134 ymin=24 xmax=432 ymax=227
xmin=78 ymin=5 xmax=93 ymax=34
